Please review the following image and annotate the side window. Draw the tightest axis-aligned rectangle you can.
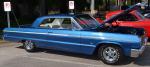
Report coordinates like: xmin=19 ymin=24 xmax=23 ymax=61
xmin=51 ymin=18 xmax=72 ymax=29
xmin=40 ymin=18 xmax=73 ymax=29
xmin=61 ymin=18 xmax=72 ymax=29
xmin=118 ymin=14 xmax=137 ymax=21
xmin=40 ymin=18 xmax=55 ymax=28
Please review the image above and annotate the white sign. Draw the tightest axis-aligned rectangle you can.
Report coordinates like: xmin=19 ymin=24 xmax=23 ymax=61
xmin=69 ymin=1 xmax=74 ymax=9
xmin=4 ymin=2 xmax=11 ymax=11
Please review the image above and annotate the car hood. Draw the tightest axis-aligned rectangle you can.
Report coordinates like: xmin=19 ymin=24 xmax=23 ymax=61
xmin=101 ymin=4 xmax=141 ymax=27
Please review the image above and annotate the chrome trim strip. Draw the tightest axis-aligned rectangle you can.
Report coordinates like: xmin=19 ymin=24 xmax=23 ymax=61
xmin=4 ymin=31 xmax=48 ymax=35
xmin=5 ymin=36 xmax=96 ymax=47
xmin=4 ymin=30 xmax=136 ymax=43
xmin=131 ymin=45 xmax=146 ymax=58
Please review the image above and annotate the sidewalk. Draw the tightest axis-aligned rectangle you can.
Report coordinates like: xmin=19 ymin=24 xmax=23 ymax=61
xmin=0 ymin=40 xmax=8 ymax=44
xmin=0 ymin=40 xmax=18 ymax=47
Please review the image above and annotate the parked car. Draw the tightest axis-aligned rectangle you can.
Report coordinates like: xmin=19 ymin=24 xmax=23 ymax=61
xmin=3 ymin=13 xmax=147 ymax=64
xmin=3 ymin=3 xmax=147 ymax=65
xmin=97 ymin=10 xmax=150 ymax=38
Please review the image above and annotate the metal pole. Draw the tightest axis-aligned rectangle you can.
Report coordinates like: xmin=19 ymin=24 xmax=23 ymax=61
xmin=70 ymin=9 xmax=74 ymax=14
xmin=7 ymin=11 xmax=10 ymax=28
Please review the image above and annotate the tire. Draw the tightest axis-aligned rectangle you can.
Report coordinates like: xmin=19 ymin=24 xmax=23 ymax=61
xmin=98 ymin=45 xmax=124 ymax=65
xmin=23 ymin=40 xmax=36 ymax=52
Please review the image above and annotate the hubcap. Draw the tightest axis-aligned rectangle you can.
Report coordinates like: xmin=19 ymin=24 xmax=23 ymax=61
xmin=102 ymin=47 xmax=118 ymax=62
xmin=25 ymin=41 xmax=33 ymax=50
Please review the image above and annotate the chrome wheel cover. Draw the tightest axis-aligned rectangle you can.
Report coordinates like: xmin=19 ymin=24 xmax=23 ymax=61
xmin=25 ymin=41 xmax=34 ymax=50
xmin=102 ymin=47 xmax=118 ymax=62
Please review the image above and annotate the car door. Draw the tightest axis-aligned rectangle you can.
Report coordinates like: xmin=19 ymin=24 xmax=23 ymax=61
xmin=42 ymin=17 xmax=83 ymax=53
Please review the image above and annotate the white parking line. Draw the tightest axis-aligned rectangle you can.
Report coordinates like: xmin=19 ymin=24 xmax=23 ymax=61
xmin=24 ymin=56 xmax=112 ymax=67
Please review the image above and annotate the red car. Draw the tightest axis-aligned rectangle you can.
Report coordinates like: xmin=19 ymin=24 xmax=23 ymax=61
xmin=97 ymin=10 xmax=150 ymax=38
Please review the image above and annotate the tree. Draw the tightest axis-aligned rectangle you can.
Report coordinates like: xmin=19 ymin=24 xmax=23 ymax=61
xmin=90 ymin=0 xmax=95 ymax=15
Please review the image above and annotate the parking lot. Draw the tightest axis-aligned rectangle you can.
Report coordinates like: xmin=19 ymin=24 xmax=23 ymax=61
xmin=0 ymin=42 xmax=150 ymax=67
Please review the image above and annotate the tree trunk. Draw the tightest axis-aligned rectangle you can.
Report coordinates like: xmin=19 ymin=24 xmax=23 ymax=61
xmin=90 ymin=0 xmax=95 ymax=15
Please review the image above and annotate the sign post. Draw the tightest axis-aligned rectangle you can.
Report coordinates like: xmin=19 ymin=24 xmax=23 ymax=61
xmin=69 ymin=1 xmax=74 ymax=14
xmin=4 ymin=2 xmax=11 ymax=28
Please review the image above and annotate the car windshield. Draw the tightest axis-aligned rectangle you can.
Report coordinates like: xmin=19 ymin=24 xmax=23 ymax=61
xmin=74 ymin=15 xmax=100 ymax=30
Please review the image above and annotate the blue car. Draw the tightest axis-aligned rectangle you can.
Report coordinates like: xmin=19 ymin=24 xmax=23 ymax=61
xmin=3 ymin=13 xmax=147 ymax=64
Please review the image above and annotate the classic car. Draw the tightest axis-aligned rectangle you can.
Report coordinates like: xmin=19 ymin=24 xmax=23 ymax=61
xmin=96 ymin=5 xmax=150 ymax=38
xmin=3 ymin=4 xmax=147 ymax=65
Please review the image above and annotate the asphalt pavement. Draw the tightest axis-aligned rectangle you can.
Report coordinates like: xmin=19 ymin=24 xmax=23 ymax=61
xmin=0 ymin=42 xmax=150 ymax=67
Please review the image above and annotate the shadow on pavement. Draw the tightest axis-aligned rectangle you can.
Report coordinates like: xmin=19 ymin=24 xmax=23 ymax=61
xmin=16 ymin=45 xmax=133 ymax=65
xmin=133 ymin=45 xmax=150 ymax=66
xmin=45 ymin=49 xmax=135 ymax=65
xmin=40 ymin=48 xmax=99 ymax=60
xmin=16 ymin=45 xmax=150 ymax=65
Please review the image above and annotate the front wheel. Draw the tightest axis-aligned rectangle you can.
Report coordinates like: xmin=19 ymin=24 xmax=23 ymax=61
xmin=23 ymin=40 xmax=36 ymax=52
xmin=98 ymin=45 xmax=124 ymax=65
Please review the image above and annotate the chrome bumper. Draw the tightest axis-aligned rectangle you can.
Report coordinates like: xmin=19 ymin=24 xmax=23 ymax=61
xmin=130 ymin=37 xmax=147 ymax=58
xmin=131 ymin=45 xmax=146 ymax=58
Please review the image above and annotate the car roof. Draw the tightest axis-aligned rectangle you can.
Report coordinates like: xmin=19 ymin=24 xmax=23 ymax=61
xmin=40 ymin=13 xmax=88 ymax=18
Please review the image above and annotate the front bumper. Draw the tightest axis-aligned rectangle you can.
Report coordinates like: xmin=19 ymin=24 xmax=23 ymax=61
xmin=130 ymin=37 xmax=148 ymax=58
xmin=131 ymin=45 xmax=146 ymax=58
